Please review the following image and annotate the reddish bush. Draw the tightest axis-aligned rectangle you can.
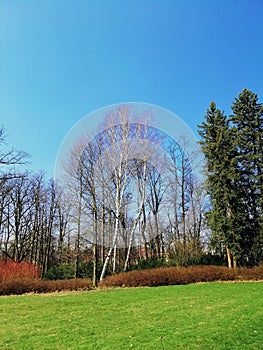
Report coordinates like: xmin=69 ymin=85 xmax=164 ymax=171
xmin=0 ymin=261 xmax=92 ymax=295
xmin=99 ymin=266 xmax=240 ymax=288
xmin=0 ymin=261 xmax=40 ymax=282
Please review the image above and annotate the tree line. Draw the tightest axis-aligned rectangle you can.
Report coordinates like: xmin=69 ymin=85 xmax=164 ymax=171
xmin=0 ymin=89 xmax=262 ymax=285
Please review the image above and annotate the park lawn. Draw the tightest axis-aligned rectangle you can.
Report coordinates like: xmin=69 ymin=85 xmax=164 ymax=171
xmin=0 ymin=282 xmax=262 ymax=350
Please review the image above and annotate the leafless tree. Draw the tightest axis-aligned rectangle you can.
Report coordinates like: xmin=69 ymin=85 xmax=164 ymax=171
xmin=0 ymin=126 xmax=28 ymax=181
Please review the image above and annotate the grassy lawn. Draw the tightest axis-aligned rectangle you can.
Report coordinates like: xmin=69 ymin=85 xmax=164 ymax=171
xmin=0 ymin=282 xmax=262 ymax=349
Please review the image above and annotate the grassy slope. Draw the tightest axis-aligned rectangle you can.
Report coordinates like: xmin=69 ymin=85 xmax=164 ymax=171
xmin=0 ymin=282 xmax=262 ymax=349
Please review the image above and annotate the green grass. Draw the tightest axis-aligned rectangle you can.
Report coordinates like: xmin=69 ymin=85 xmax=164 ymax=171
xmin=0 ymin=282 xmax=262 ymax=349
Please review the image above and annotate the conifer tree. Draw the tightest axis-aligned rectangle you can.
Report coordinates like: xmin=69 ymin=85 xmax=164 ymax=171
xmin=230 ymin=89 xmax=263 ymax=265
xmin=199 ymin=90 xmax=263 ymax=267
xmin=198 ymin=102 xmax=241 ymax=267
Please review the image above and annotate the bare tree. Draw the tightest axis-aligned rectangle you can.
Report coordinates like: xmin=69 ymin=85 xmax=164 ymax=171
xmin=146 ymin=165 xmax=165 ymax=258
xmin=62 ymin=140 xmax=87 ymax=278
xmin=167 ymin=140 xmax=205 ymax=264
xmin=99 ymin=107 xmax=136 ymax=280
xmin=0 ymin=126 xmax=28 ymax=180
xmin=123 ymin=160 xmax=147 ymax=271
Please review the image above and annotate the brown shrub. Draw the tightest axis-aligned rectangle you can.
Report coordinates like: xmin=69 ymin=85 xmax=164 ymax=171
xmin=0 ymin=279 xmax=33 ymax=295
xmin=1 ymin=265 xmax=262 ymax=296
xmin=0 ymin=260 xmax=93 ymax=295
xmin=239 ymin=266 xmax=263 ymax=280
xmin=99 ymin=266 xmax=240 ymax=288
xmin=0 ymin=278 xmax=93 ymax=296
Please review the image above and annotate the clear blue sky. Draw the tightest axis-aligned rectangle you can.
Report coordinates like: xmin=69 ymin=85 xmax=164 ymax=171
xmin=1 ymin=0 xmax=262 ymax=178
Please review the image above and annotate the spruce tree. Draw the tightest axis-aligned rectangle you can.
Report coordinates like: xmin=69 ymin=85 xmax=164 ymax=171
xmin=198 ymin=102 xmax=241 ymax=267
xmin=199 ymin=90 xmax=263 ymax=267
xmin=230 ymin=89 xmax=263 ymax=265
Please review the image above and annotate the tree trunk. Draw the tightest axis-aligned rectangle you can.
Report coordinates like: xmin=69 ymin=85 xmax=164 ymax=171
xmin=92 ymin=210 xmax=98 ymax=287
xmin=233 ymin=256 xmax=237 ymax=269
xmin=226 ymin=245 xmax=232 ymax=268
xmin=100 ymin=212 xmax=120 ymax=280
xmin=92 ymin=243 xmax=98 ymax=287
xmin=100 ymin=182 xmax=121 ymax=280
xmin=124 ymin=203 xmax=144 ymax=271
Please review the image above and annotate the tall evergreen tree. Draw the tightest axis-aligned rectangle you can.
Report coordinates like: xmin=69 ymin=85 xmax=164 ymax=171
xmin=198 ymin=102 xmax=241 ymax=267
xmin=230 ymin=89 xmax=263 ymax=265
xmin=199 ymin=90 xmax=263 ymax=267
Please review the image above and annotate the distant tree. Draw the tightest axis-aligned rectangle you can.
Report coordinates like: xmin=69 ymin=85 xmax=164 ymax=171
xmin=146 ymin=165 xmax=164 ymax=259
xmin=62 ymin=139 xmax=87 ymax=279
xmin=167 ymin=139 xmax=204 ymax=264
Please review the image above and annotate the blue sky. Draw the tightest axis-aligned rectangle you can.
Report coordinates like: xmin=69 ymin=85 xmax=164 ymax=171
xmin=1 ymin=0 xmax=262 ymax=178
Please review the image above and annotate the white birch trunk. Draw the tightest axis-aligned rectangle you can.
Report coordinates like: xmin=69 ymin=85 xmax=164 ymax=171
xmin=124 ymin=162 xmax=147 ymax=271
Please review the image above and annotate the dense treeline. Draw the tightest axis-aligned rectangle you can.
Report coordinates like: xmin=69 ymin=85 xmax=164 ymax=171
xmin=0 ymin=171 xmax=70 ymax=277
xmin=0 ymin=89 xmax=262 ymax=285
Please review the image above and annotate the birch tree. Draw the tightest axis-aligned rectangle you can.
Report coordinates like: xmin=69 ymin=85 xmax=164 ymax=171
xmin=99 ymin=107 xmax=139 ymax=280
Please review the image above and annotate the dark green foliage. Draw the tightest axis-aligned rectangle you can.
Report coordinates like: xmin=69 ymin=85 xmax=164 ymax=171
xmin=230 ymin=89 xmax=263 ymax=265
xmin=44 ymin=263 xmax=75 ymax=280
xmin=78 ymin=261 xmax=112 ymax=279
xmin=78 ymin=261 xmax=94 ymax=278
xmin=198 ymin=89 xmax=263 ymax=267
xmin=44 ymin=261 xmax=112 ymax=281
xmin=136 ymin=257 xmax=168 ymax=270
xmin=198 ymin=102 xmax=241 ymax=264
xmin=133 ymin=255 xmax=225 ymax=270
xmin=188 ymin=253 xmax=225 ymax=266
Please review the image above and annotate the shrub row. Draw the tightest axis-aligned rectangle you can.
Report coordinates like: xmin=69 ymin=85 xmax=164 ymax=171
xmin=0 ymin=278 xmax=93 ymax=296
xmin=0 ymin=261 xmax=93 ymax=295
xmin=99 ymin=265 xmax=263 ymax=288
xmin=1 ymin=264 xmax=262 ymax=295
